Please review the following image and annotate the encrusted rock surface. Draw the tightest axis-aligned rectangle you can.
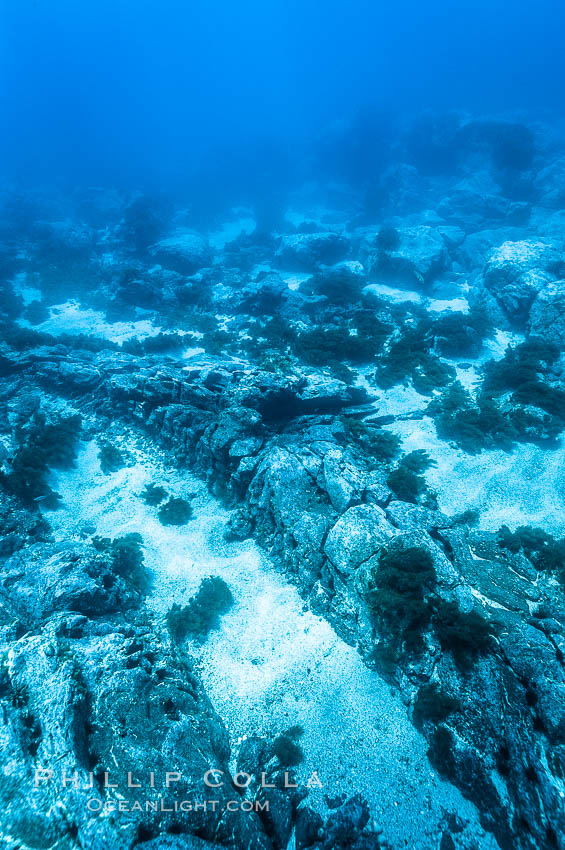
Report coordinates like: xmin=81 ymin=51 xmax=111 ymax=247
xmin=150 ymin=232 xmax=213 ymax=275
xmin=482 ymin=240 xmax=564 ymax=325
xmin=529 ymin=280 xmax=565 ymax=345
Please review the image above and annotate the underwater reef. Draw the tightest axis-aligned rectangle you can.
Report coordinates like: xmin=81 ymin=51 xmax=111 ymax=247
xmin=1 ymin=113 xmax=565 ymax=850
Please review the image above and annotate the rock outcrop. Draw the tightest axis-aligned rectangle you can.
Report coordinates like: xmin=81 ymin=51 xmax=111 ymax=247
xmin=365 ymin=225 xmax=449 ymax=285
xmin=529 ymin=280 xmax=565 ymax=345
xmin=275 ymin=232 xmax=349 ymax=271
xmin=77 ymin=358 xmax=565 ymax=850
xmin=150 ymin=232 xmax=213 ymax=275
xmin=482 ymin=240 xmax=564 ymax=326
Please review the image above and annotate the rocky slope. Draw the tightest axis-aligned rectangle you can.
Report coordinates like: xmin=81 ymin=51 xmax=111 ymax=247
xmin=1 ymin=113 xmax=565 ymax=849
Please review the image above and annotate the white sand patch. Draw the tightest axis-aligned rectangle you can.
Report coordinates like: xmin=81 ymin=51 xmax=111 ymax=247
xmin=18 ymin=300 xmax=161 ymax=344
xmin=364 ymin=282 xmax=423 ymax=304
xmin=390 ymin=416 xmax=565 ymax=536
xmin=439 ymin=329 xmax=522 ymax=396
xmin=427 ymin=297 xmax=469 ymax=313
xmin=453 ymin=363 xmax=482 ymax=393
xmin=355 ymin=368 xmax=430 ymax=417
xmin=182 ymin=347 xmax=206 ymax=359
xmin=482 ymin=329 xmax=524 ymax=363
xmin=281 ymin=272 xmax=312 ymax=291
xmin=373 ymin=384 xmax=429 ymax=417
xmin=48 ymin=435 xmax=497 ymax=849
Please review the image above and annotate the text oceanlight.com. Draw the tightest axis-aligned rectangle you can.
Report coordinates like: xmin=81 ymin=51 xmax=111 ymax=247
xmin=86 ymin=798 xmax=271 ymax=814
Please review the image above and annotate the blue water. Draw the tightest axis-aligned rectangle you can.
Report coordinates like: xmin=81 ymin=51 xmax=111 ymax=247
xmin=1 ymin=0 xmax=564 ymax=200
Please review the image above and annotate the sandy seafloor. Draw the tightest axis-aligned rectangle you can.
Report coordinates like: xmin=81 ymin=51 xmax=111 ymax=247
xmin=22 ymin=272 xmax=564 ymax=845
xmin=18 ymin=298 xmax=162 ymax=343
xmin=48 ymin=434 xmax=500 ymax=850
xmin=390 ymin=415 xmax=565 ymax=537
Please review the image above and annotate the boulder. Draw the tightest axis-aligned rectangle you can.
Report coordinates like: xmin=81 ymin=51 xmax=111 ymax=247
xmin=0 ymin=542 xmax=143 ymax=624
xmin=206 ymin=407 xmax=262 ymax=461
xmin=323 ymin=795 xmax=376 ymax=850
xmin=275 ymin=231 xmax=349 ymax=271
xmin=363 ymin=470 xmax=392 ymax=507
xmin=534 ymin=156 xmax=565 ymax=208
xmin=238 ymin=271 xmax=288 ymax=313
xmin=247 ymin=447 xmax=317 ymax=529
xmin=500 ymin=621 xmax=565 ymax=741
xmin=485 ymin=239 xmax=562 ymax=283
xmin=530 ymin=208 xmax=565 ymax=246
xmin=367 ymin=225 xmax=449 ymax=285
xmin=223 ymin=508 xmax=254 ymax=541
xmin=318 ymin=449 xmax=365 ymax=512
xmin=324 ymin=504 xmax=393 ymax=576
xmin=310 ymin=260 xmax=366 ymax=303
xmin=457 ymin=227 xmax=528 ymax=271
xmin=385 ymin=500 xmax=450 ymax=533
xmin=298 ymin=374 xmax=368 ymax=413
xmin=483 ymin=240 xmax=564 ymax=324
xmin=58 ymin=359 xmax=103 ymax=387
xmin=255 ymin=786 xmax=294 ymax=850
xmin=529 ymin=280 xmax=565 ymax=345
xmin=150 ymin=231 xmax=213 ymax=274
xmin=437 ymin=173 xmax=530 ymax=228
xmin=0 ymin=621 xmax=272 ymax=850
xmin=229 ymin=435 xmax=264 ymax=458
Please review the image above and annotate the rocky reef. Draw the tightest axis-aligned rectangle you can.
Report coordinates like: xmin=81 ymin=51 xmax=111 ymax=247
xmin=1 ymin=113 xmax=565 ymax=850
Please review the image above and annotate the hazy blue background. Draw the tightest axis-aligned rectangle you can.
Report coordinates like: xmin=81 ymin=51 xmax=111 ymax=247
xmin=1 ymin=0 xmax=564 ymax=197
